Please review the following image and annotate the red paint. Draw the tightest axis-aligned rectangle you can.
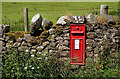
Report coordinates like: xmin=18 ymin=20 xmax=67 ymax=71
xmin=70 ymin=24 xmax=85 ymax=65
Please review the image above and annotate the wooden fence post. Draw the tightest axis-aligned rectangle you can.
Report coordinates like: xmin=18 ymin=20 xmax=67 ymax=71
xmin=24 ymin=8 xmax=28 ymax=32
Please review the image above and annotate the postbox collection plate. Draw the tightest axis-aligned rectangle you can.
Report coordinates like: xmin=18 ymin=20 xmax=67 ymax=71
xmin=70 ymin=24 xmax=85 ymax=65
xmin=75 ymin=39 xmax=80 ymax=49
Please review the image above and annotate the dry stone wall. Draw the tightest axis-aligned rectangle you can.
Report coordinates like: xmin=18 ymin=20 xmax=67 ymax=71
xmin=1 ymin=23 xmax=120 ymax=69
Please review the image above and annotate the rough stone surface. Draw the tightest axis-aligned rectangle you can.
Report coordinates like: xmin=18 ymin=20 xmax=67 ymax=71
xmin=56 ymin=16 xmax=86 ymax=25
xmin=86 ymin=13 xmax=98 ymax=23
xmin=0 ymin=25 xmax=10 ymax=35
xmin=2 ymin=22 xmax=119 ymax=70
xmin=42 ymin=18 xmax=53 ymax=30
xmin=56 ymin=16 xmax=67 ymax=25
xmin=30 ymin=14 xmax=43 ymax=36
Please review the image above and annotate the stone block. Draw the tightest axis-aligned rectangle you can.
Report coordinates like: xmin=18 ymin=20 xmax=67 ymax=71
xmin=42 ymin=18 xmax=53 ymax=30
xmin=87 ymin=32 xmax=97 ymax=39
xmin=30 ymin=14 xmax=43 ymax=36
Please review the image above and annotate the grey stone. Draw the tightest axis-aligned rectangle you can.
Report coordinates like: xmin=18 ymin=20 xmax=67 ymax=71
xmin=37 ymin=46 xmax=44 ymax=51
xmin=63 ymin=29 xmax=70 ymax=33
xmin=94 ymin=25 xmax=100 ymax=29
xmin=86 ymin=39 xmax=94 ymax=43
xmin=49 ymin=50 xmax=53 ymax=53
xmin=63 ymin=40 xmax=69 ymax=46
xmin=0 ymin=25 xmax=3 ymax=35
xmin=64 ymin=33 xmax=69 ymax=37
xmin=56 ymin=16 xmax=86 ymax=25
xmin=27 ymin=43 xmax=32 ymax=47
xmin=48 ymin=37 xmax=55 ymax=42
xmin=42 ymin=18 xmax=53 ymax=30
xmin=59 ymin=46 xmax=70 ymax=51
xmin=2 ymin=47 xmax=6 ymax=51
xmin=56 ymin=40 xmax=63 ymax=46
xmin=93 ymin=42 xmax=101 ymax=47
xmin=42 ymin=48 xmax=48 ymax=54
xmin=0 ymin=25 xmax=10 ymax=35
xmin=94 ymin=47 xmax=99 ymax=53
xmin=94 ymin=38 xmax=102 ymax=43
xmin=87 ymin=32 xmax=97 ymax=38
xmin=32 ymin=46 xmax=37 ymax=49
xmin=87 ymin=26 xmax=94 ymax=32
xmin=63 ymin=27 xmax=70 ymax=30
xmin=37 ymin=52 xmax=42 ymax=55
xmin=2 ymin=42 xmax=6 ymax=46
xmin=30 ymin=14 xmax=43 ymax=36
xmin=13 ymin=42 xmax=21 ymax=47
xmin=59 ymin=57 xmax=69 ymax=61
xmin=43 ymin=41 xmax=49 ymax=47
xmin=107 ymin=15 xmax=116 ymax=24
xmin=49 ymin=28 xmax=55 ymax=35
xmin=95 ymin=29 xmax=101 ymax=34
xmin=6 ymin=43 xmax=12 ymax=48
xmin=8 ymin=40 xmax=14 ymax=44
xmin=86 ymin=42 xmax=93 ymax=47
xmin=5 ymin=36 xmax=9 ymax=42
xmin=86 ymin=13 xmax=98 ymax=23
xmin=64 ymin=37 xmax=70 ymax=40
xmin=25 ymin=49 xmax=30 ymax=52
xmin=73 ymin=16 xmax=86 ymax=23
xmin=101 ymin=15 xmax=115 ymax=24
xmin=16 ymin=37 xmax=23 ymax=42
xmin=86 ymin=46 xmax=92 ymax=52
xmin=115 ymin=36 xmax=120 ymax=43
xmin=50 ymin=42 xmax=56 ymax=47
xmin=21 ymin=41 xmax=27 ymax=46
xmin=88 ymin=52 xmax=94 ymax=57
xmin=31 ymin=49 xmax=37 ymax=52
xmin=115 ymin=30 xmax=119 ymax=36
xmin=61 ymin=51 xmax=69 ymax=57
xmin=18 ymin=46 xmax=26 ymax=52
xmin=55 ymin=37 xmax=63 ymax=41
xmin=24 ymin=34 xmax=33 ymax=42
xmin=56 ymin=16 xmax=67 ymax=25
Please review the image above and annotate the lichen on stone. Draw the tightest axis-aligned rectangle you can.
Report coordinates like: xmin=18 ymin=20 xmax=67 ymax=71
xmin=39 ymin=30 xmax=49 ymax=38
xmin=24 ymin=31 xmax=30 ymax=34
xmin=14 ymin=31 xmax=24 ymax=39
xmin=4 ymin=31 xmax=24 ymax=39
xmin=55 ymin=27 xmax=63 ymax=34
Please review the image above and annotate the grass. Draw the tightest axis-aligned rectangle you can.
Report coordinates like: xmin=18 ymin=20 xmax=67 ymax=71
xmin=2 ymin=2 xmax=119 ymax=31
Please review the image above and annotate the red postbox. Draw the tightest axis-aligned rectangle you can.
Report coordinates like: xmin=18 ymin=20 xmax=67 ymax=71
xmin=70 ymin=24 xmax=85 ymax=65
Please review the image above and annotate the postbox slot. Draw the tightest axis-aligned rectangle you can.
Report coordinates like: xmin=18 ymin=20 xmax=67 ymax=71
xmin=71 ymin=31 xmax=84 ymax=34
xmin=72 ymin=33 xmax=84 ymax=36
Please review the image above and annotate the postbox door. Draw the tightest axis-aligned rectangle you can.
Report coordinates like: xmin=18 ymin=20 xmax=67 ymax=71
xmin=71 ymin=38 xmax=83 ymax=63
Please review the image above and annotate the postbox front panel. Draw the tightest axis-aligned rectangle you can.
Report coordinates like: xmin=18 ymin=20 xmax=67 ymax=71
xmin=70 ymin=24 xmax=85 ymax=65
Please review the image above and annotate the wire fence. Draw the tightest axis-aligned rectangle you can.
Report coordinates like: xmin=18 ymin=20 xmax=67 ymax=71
xmin=2 ymin=18 xmax=25 ymax=31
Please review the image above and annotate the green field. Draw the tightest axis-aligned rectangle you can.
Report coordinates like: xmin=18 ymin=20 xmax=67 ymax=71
xmin=2 ymin=2 xmax=119 ymax=31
